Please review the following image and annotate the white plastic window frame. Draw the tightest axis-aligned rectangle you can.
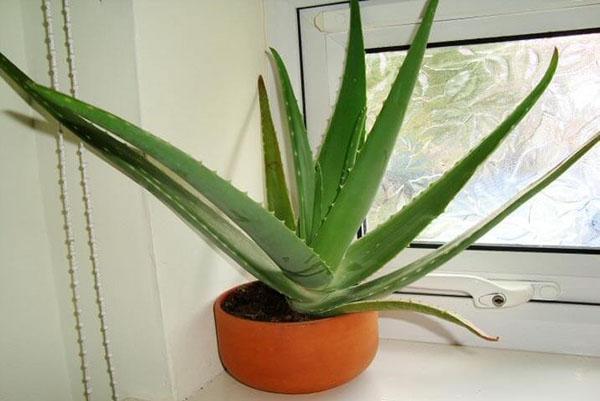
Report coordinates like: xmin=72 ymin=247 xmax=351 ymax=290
xmin=264 ymin=0 xmax=600 ymax=356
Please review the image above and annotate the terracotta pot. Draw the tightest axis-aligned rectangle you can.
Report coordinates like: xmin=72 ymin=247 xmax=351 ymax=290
xmin=213 ymin=283 xmax=379 ymax=394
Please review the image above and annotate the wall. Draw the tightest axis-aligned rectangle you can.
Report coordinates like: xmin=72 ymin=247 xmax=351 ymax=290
xmin=0 ymin=2 xmax=73 ymax=400
xmin=131 ymin=0 xmax=267 ymax=398
xmin=2 ymin=0 xmax=177 ymax=400
xmin=1 ymin=0 xmax=268 ymax=400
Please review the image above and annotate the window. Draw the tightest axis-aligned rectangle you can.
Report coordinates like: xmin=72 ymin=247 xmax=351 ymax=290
xmin=265 ymin=0 xmax=600 ymax=355
xmin=365 ymin=33 xmax=600 ymax=250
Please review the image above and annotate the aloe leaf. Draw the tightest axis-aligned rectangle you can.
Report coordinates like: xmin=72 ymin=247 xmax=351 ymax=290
xmin=339 ymin=108 xmax=367 ymax=187
xmin=296 ymin=130 xmax=600 ymax=311
xmin=312 ymin=0 xmax=440 ymax=268
xmin=310 ymin=161 xmax=324 ymax=244
xmin=312 ymin=109 xmax=366 ymax=237
xmin=0 ymin=53 xmax=333 ymax=289
xmin=325 ymin=300 xmax=498 ymax=341
xmin=32 ymin=83 xmax=332 ymax=288
xmin=270 ymin=48 xmax=315 ymax=240
xmin=316 ymin=0 xmax=366 ymax=225
xmin=0 ymin=52 xmax=321 ymax=301
xmin=258 ymin=76 xmax=296 ymax=230
xmin=332 ymin=49 xmax=559 ymax=288
xmin=61 ymin=113 xmax=318 ymax=302
xmin=0 ymin=52 xmax=34 ymax=98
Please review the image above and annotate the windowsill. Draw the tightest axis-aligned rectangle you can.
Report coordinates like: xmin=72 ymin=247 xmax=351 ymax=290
xmin=191 ymin=339 xmax=600 ymax=400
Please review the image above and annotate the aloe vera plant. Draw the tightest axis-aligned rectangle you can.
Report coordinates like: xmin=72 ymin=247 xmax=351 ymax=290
xmin=1 ymin=0 xmax=599 ymax=342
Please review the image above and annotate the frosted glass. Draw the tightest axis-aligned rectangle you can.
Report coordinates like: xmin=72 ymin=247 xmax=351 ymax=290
xmin=366 ymin=33 xmax=600 ymax=248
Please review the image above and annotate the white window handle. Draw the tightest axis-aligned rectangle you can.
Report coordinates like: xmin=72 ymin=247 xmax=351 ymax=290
xmin=403 ymin=274 xmax=561 ymax=308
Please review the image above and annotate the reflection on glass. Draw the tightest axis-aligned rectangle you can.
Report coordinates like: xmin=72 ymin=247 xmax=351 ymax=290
xmin=366 ymin=33 xmax=600 ymax=248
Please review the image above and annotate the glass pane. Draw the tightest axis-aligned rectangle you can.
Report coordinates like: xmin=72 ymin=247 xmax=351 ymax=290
xmin=366 ymin=32 xmax=600 ymax=249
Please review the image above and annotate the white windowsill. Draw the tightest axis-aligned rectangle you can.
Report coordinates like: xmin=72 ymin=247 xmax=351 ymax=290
xmin=190 ymin=339 xmax=600 ymax=401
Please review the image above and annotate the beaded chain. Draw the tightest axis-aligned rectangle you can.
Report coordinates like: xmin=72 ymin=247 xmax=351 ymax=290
xmin=41 ymin=1 xmax=118 ymax=399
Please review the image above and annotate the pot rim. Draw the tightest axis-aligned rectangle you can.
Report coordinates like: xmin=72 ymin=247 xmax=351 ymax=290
xmin=215 ymin=281 xmax=376 ymax=328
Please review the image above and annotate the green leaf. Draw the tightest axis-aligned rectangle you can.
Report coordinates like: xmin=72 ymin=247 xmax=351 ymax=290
xmin=270 ymin=48 xmax=315 ymax=240
xmin=34 ymin=85 xmax=332 ymax=288
xmin=0 ymin=52 xmax=323 ymax=300
xmin=312 ymin=109 xmax=366 ymax=238
xmin=331 ymin=49 xmax=559 ymax=288
xmin=23 ymin=82 xmax=332 ymax=289
xmin=62 ymin=112 xmax=319 ymax=303
xmin=316 ymin=0 xmax=366 ymax=227
xmin=296 ymin=130 xmax=600 ymax=310
xmin=340 ymin=107 xmax=367 ymax=187
xmin=0 ymin=52 xmax=34 ymax=98
xmin=325 ymin=300 xmax=498 ymax=342
xmin=312 ymin=0 xmax=440 ymax=268
xmin=310 ymin=161 xmax=324 ymax=244
xmin=258 ymin=76 xmax=296 ymax=230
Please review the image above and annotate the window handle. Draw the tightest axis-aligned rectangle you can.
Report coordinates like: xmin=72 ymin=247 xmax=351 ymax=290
xmin=402 ymin=274 xmax=561 ymax=309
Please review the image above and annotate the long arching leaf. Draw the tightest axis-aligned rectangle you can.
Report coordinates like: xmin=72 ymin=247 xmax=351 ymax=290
xmin=325 ymin=300 xmax=498 ymax=341
xmin=34 ymin=84 xmax=332 ymax=288
xmin=0 ymin=52 xmax=332 ymax=289
xmin=270 ymin=48 xmax=315 ymax=240
xmin=0 ymin=52 xmax=321 ymax=301
xmin=312 ymin=0 xmax=440 ymax=268
xmin=293 ymin=130 xmax=600 ymax=311
xmin=258 ymin=76 xmax=296 ymax=230
xmin=65 ymin=113 xmax=318 ymax=302
xmin=332 ymin=49 xmax=559 ymax=288
xmin=315 ymin=0 xmax=366 ymax=230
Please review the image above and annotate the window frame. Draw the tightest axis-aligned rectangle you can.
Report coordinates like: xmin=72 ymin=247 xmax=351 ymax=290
xmin=264 ymin=0 xmax=600 ymax=355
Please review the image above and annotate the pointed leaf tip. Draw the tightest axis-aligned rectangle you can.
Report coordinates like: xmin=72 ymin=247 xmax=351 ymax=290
xmin=315 ymin=0 xmax=366 ymax=235
xmin=269 ymin=46 xmax=316 ymax=240
xmin=332 ymin=44 xmax=559 ymax=288
xmin=324 ymin=299 xmax=499 ymax=342
xmin=313 ymin=0 xmax=439 ymax=267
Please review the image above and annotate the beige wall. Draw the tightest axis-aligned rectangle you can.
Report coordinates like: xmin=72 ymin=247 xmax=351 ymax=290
xmin=1 ymin=0 xmax=267 ymax=400
xmin=3 ymin=1 xmax=175 ymax=400
xmin=131 ymin=0 xmax=267 ymax=398
xmin=0 ymin=2 xmax=73 ymax=400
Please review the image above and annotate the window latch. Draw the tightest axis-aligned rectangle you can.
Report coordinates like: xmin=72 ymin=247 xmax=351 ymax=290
xmin=402 ymin=273 xmax=561 ymax=308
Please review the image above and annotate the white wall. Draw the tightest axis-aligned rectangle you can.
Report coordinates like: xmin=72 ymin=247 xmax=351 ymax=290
xmin=1 ymin=0 xmax=268 ymax=400
xmin=2 ymin=1 xmax=176 ymax=400
xmin=0 ymin=2 xmax=73 ymax=400
xmin=131 ymin=1 xmax=267 ymax=398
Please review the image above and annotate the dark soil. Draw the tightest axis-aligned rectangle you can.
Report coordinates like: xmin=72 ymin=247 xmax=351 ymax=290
xmin=221 ymin=281 xmax=321 ymax=323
